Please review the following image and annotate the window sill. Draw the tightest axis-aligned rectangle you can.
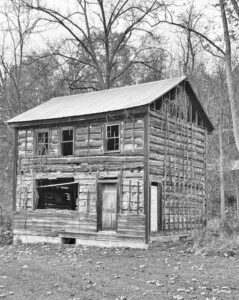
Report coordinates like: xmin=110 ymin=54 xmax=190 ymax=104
xmin=104 ymin=150 xmax=121 ymax=154
xmin=33 ymin=209 xmax=78 ymax=214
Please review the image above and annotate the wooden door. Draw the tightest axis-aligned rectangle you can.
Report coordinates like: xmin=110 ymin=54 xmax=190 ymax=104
xmin=150 ymin=183 xmax=162 ymax=233
xmin=101 ymin=183 xmax=117 ymax=230
xmin=150 ymin=185 xmax=158 ymax=232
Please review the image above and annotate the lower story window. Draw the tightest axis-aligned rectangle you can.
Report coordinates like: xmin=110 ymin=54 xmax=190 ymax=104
xmin=36 ymin=178 xmax=78 ymax=210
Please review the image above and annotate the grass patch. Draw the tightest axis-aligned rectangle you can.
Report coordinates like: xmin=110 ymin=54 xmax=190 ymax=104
xmin=192 ymin=216 xmax=239 ymax=256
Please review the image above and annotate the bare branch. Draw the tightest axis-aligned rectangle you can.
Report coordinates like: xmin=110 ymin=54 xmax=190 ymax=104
xmin=158 ymin=20 xmax=225 ymax=56
xmin=230 ymin=0 xmax=239 ymax=20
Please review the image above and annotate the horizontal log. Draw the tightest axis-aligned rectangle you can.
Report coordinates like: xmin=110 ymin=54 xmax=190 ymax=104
xmin=89 ymin=127 xmax=102 ymax=135
xmin=149 ymin=110 xmax=206 ymax=134
xmin=13 ymin=211 xmax=146 ymax=241
xmin=124 ymin=131 xmax=144 ymax=139
xmin=116 ymin=230 xmax=145 ymax=237
xmin=76 ymin=128 xmax=88 ymax=135
xmin=150 ymin=128 xmax=205 ymax=148
xmin=125 ymin=121 xmax=143 ymax=130
xmin=149 ymin=167 xmax=164 ymax=176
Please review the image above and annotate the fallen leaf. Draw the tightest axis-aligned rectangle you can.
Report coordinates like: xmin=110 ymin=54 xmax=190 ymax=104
xmin=46 ymin=291 xmax=53 ymax=295
xmin=22 ymin=265 xmax=29 ymax=269
xmin=173 ymin=295 xmax=184 ymax=300
xmin=139 ymin=264 xmax=146 ymax=269
xmin=177 ymin=288 xmax=186 ymax=292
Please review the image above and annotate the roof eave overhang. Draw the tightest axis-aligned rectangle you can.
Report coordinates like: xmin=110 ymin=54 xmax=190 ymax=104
xmin=7 ymin=77 xmax=214 ymax=133
xmin=7 ymin=105 xmax=148 ymax=128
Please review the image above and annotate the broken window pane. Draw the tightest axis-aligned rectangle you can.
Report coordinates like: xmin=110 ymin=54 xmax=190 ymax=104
xmin=106 ymin=124 xmax=119 ymax=151
xmin=36 ymin=178 xmax=78 ymax=210
xmin=36 ymin=132 xmax=49 ymax=155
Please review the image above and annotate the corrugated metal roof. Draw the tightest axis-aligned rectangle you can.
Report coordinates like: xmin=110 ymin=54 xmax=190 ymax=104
xmin=8 ymin=76 xmax=186 ymax=124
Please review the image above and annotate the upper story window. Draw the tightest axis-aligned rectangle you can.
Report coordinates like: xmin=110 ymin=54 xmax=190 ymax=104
xmin=36 ymin=131 xmax=49 ymax=155
xmin=106 ymin=124 xmax=120 ymax=152
xmin=61 ymin=129 xmax=74 ymax=156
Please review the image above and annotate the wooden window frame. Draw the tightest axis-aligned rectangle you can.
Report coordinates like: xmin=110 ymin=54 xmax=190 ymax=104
xmin=60 ymin=127 xmax=75 ymax=156
xmin=35 ymin=129 xmax=49 ymax=156
xmin=104 ymin=123 xmax=121 ymax=153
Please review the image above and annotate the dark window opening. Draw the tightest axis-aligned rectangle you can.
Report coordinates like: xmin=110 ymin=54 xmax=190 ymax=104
xmin=61 ymin=129 xmax=73 ymax=156
xmin=192 ymin=108 xmax=197 ymax=124
xmin=106 ymin=124 xmax=120 ymax=151
xmin=150 ymin=99 xmax=162 ymax=111
xmin=36 ymin=132 xmax=48 ymax=155
xmin=155 ymin=99 xmax=162 ymax=110
xmin=187 ymin=105 xmax=192 ymax=122
xmin=36 ymin=178 xmax=78 ymax=210
xmin=169 ymin=102 xmax=177 ymax=118
xmin=61 ymin=238 xmax=76 ymax=244
xmin=198 ymin=114 xmax=204 ymax=127
xmin=169 ymin=88 xmax=176 ymax=100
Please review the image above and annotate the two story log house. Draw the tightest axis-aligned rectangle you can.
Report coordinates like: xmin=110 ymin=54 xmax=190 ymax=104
xmin=7 ymin=76 xmax=213 ymax=248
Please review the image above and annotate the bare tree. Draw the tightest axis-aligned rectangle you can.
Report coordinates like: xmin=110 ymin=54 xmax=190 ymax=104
xmin=0 ymin=0 xmax=41 ymax=118
xmin=218 ymin=0 xmax=239 ymax=155
xmin=176 ymin=2 xmax=203 ymax=76
xmin=158 ymin=1 xmax=239 ymax=221
xmin=0 ymin=0 xmax=45 ymax=213
xmin=161 ymin=1 xmax=239 ymax=153
xmin=22 ymin=0 xmax=165 ymax=90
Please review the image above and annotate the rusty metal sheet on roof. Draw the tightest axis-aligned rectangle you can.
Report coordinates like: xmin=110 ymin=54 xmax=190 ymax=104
xmin=8 ymin=76 xmax=186 ymax=124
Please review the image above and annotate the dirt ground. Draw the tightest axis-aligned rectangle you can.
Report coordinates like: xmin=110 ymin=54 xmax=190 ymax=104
xmin=0 ymin=241 xmax=238 ymax=300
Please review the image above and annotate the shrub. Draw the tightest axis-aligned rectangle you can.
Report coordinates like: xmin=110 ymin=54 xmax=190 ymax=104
xmin=0 ymin=211 xmax=13 ymax=245
xmin=192 ymin=216 xmax=239 ymax=255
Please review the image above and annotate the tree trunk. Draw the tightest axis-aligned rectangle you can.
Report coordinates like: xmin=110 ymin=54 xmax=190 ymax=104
xmin=237 ymin=187 xmax=239 ymax=222
xmin=219 ymin=0 xmax=239 ymax=152
xmin=219 ymin=110 xmax=225 ymax=222
xmin=235 ymin=184 xmax=239 ymax=222
xmin=224 ymin=61 xmax=239 ymax=150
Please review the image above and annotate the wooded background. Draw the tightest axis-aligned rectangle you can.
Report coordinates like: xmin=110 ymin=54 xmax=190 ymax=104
xmin=1 ymin=0 xmax=238 ymax=221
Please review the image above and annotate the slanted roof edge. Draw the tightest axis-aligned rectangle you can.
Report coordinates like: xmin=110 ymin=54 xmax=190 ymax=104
xmin=7 ymin=76 xmax=187 ymax=125
xmin=185 ymin=79 xmax=214 ymax=133
xmin=7 ymin=76 xmax=214 ymax=133
xmin=7 ymin=105 xmax=148 ymax=128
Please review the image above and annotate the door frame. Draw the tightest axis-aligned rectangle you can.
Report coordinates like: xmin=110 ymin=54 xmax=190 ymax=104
xmin=149 ymin=182 xmax=162 ymax=234
xmin=97 ymin=179 xmax=119 ymax=232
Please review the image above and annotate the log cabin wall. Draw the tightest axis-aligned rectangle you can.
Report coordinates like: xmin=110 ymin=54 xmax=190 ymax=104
xmin=14 ymin=110 xmax=146 ymax=243
xmin=149 ymin=83 xmax=207 ymax=234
